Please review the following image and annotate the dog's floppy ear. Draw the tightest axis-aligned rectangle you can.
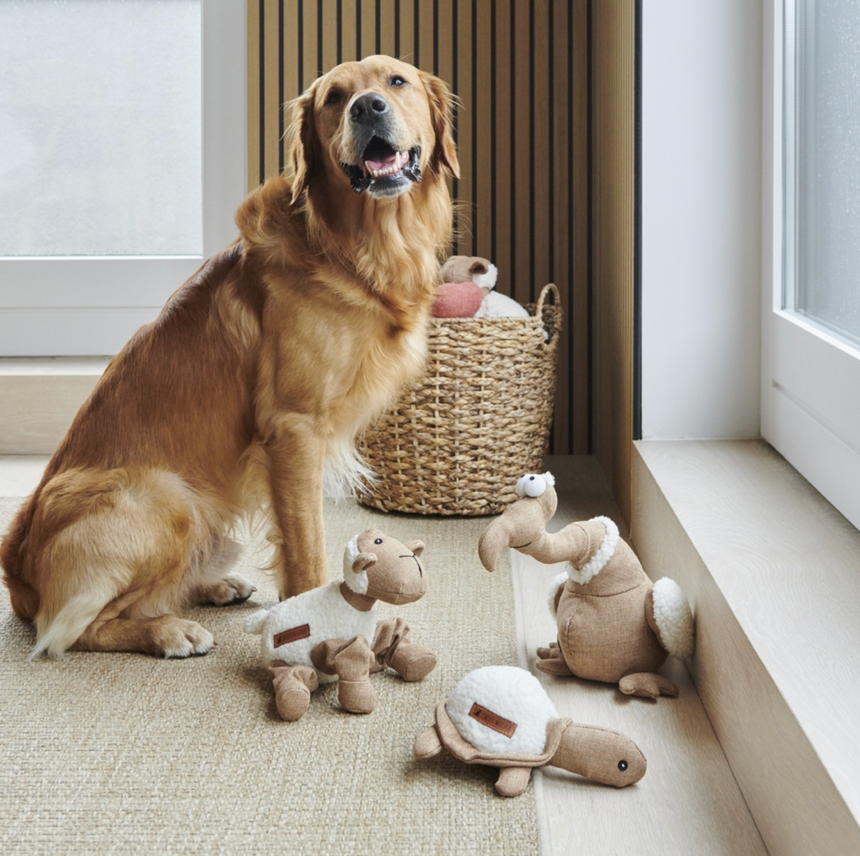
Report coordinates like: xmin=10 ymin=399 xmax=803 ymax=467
xmin=421 ymin=72 xmax=460 ymax=179
xmin=285 ymin=86 xmax=321 ymax=205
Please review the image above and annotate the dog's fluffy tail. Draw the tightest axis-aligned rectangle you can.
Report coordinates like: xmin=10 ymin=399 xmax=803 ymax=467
xmin=30 ymin=582 xmax=119 ymax=659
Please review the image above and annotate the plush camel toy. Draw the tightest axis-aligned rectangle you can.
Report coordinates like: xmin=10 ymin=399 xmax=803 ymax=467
xmin=414 ymin=665 xmax=647 ymax=796
xmin=244 ymin=529 xmax=436 ymax=720
xmin=478 ymin=474 xmax=695 ymax=699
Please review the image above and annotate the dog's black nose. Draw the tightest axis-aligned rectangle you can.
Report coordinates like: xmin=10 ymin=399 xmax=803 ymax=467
xmin=350 ymin=93 xmax=390 ymax=124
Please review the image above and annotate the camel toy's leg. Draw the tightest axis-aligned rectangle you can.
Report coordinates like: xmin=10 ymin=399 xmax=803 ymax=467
xmin=618 ymin=672 xmax=679 ymax=700
xmin=495 ymin=767 xmax=534 ymax=798
xmin=311 ymin=635 xmax=378 ymax=714
xmin=269 ymin=662 xmax=320 ymax=721
xmin=372 ymin=617 xmax=437 ymax=682
xmin=534 ymin=642 xmax=574 ymax=677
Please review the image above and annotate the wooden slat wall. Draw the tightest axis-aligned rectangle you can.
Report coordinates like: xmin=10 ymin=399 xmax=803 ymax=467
xmin=591 ymin=0 xmax=637 ymax=523
xmin=247 ymin=0 xmax=589 ymax=456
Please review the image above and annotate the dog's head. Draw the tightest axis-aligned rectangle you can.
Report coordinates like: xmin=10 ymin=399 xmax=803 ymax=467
xmin=287 ymin=55 xmax=459 ymax=204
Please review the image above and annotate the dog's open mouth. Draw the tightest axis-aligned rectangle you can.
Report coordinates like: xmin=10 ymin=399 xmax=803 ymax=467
xmin=341 ymin=139 xmax=421 ymax=197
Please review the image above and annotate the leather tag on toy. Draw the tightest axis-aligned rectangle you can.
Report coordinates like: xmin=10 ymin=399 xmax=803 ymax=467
xmin=468 ymin=702 xmax=518 ymax=738
xmin=274 ymin=624 xmax=311 ymax=647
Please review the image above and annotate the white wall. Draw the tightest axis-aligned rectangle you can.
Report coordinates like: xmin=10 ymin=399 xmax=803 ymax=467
xmin=641 ymin=0 xmax=763 ymax=439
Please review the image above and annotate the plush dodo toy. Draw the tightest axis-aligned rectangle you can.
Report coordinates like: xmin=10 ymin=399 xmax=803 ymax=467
xmin=414 ymin=665 xmax=647 ymax=796
xmin=479 ymin=474 xmax=695 ymax=699
xmin=244 ymin=529 xmax=436 ymax=720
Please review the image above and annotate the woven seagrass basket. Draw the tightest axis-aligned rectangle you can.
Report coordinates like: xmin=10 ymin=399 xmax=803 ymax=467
xmin=356 ymin=282 xmax=562 ymax=516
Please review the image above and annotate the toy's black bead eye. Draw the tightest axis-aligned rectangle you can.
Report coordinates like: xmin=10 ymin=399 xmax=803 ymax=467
xmin=618 ymin=760 xmax=628 ymax=771
xmin=374 ymin=538 xmax=383 ymax=544
xmin=529 ymin=476 xmax=535 ymax=480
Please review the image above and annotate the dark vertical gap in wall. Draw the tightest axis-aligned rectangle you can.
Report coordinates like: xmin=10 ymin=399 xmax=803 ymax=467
xmin=258 ymin=0 xmax=265 ymax=185
xmin=547 ymin=0 xmax=555 ymax=455
xmin=394 ymin=0 xmax=400 ymax=58
xmin=433 ymin=0 xmax=439 ymax=74
xmin=567 ymin=0 xmax=574 ymax=454
xmin=548 ymin=1 xmax=555 ymax=284
xmin=317 ymin=0 xmax=324 ymax=75
xmin=471 ymin=0 xmax=478 ymax=253
xmin=337 ymin=0 xmax=343 ymax=64
xmin=633 ymin=0 xmax=643 ymax=441
xmin=586 ymin=0 xmax=593 ymax=454
xmin=412 ymin=0 xmax=419 ymax=66
xmin=376 ymin=0 xmax=381 ymax=53
xmin=509 ymin=0 xmax=516 ymax=297
xmin=298 ymin=0 xmax=305 ymax=90
xmin=451 ymin=0 xmax=459 ymax=254
xmin=278 ymin=0 xmax=285 ymax=174
xmin=490 ymin=0 xmax=497 ymax=267
xmin=357 ymin=0 xmax=362 ymax=59
xmin=528 ymin=0 xmax=536 ymax=303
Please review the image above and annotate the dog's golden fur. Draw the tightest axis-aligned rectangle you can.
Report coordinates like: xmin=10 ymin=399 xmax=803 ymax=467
xmin=1 ymin=56 xmax=458 ymax=658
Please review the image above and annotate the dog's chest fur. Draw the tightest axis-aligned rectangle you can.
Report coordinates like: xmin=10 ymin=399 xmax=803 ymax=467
xmin=254 ymin=264 xmax=430 ymax=442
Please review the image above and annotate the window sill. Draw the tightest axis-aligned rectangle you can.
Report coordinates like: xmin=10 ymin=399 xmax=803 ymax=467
xmin=632 ymin=439 xmax=860 ymax=856
xmin=0 ymin=357 xmax=108 ymax=454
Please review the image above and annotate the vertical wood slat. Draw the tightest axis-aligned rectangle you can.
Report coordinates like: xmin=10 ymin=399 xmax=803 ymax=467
xmin=247 ymin=1 xmax=260 ymax=190
xmin=512 ymin=0 xmax=531 ymax=309
xmin=591 ymin=0 xmax=636 ymax=522
xmin=247 ymin=0 xmax=590 ymax=458
xmin=473 ymin=2 xmax=492 ymax=264
xmin=262 ymin=0 xmax=282 ymax=182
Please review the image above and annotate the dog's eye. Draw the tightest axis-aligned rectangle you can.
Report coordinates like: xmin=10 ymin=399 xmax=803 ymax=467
xmin=325 ymin=89 xmax=343 ymax=105
xmin=374 ymin=538 xmax=383 ymax=544
xmin=390 ymin=75 xmax=407 ymax=87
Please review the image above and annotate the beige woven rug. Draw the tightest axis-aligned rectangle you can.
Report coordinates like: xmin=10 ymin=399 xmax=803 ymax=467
xmin=0 ymin=496 xmax=538 ymax=855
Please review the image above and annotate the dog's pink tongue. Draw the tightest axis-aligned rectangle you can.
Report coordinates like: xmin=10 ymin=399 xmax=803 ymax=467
xmin=366 ymin=153 xmax=398 ymax=172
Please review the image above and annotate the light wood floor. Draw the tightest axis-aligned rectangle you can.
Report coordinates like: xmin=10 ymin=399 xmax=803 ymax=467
xmin=0 ymin=454 xmax=766 ymax=855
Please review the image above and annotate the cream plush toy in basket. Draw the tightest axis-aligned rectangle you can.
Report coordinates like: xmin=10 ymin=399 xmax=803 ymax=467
xmin=244 ymin=528 xmax=436 ymax=720
xmin=357 ymin=266 xmax=561 ymax=517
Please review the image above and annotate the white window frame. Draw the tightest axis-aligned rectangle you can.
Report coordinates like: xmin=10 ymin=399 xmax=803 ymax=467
xmin=761 ymin=0 xmax=860 ymax=532
xmin=0 ymin=0 xmax=247 ymax=357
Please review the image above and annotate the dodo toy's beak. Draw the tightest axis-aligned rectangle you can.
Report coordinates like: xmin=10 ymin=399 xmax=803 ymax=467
xmin=478 ymin=516 xmax=519 ymax=573
xmin=478 ymin=476 xmax=558 ymax=572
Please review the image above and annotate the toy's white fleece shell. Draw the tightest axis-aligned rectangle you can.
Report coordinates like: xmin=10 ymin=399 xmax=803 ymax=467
xmin=650 ymin=577 xmax=695 ymax=660
xmin=445 ymin=666 xmax=558 ymax=755
xmin=243 ymin=582 xmax=378 ymax=683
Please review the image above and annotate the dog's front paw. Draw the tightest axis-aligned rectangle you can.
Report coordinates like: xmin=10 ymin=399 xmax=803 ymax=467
xmin=196 ymin=574 xmax=257 ymax=607
xmin=150 ymin=617 xmax=215 ymax=658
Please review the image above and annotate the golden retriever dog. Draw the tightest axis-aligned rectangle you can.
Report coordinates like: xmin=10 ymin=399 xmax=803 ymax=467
xmin=1 ymin=56 xmax=458 ymax=659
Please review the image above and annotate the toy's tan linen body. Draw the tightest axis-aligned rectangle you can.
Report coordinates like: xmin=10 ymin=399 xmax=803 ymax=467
xmin=554 ymin=537 xmax=665 ymax=683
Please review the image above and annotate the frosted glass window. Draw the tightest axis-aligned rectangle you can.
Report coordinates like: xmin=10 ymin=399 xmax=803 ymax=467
xmin=785 ymin=0 xmax=860 ymax=348
xmin=0 ymin=0 xmax=202 ymax=257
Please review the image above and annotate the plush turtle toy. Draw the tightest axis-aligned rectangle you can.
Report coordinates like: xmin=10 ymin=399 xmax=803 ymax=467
xmin=414 ymin=666 xmax=647 ymax=796
xmin=479 ymin=473 xmax=695 ymax=699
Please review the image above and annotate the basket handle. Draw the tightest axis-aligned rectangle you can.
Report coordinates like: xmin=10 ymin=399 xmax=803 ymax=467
xmin=536 ymin=283 xmax=561 ymax=315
